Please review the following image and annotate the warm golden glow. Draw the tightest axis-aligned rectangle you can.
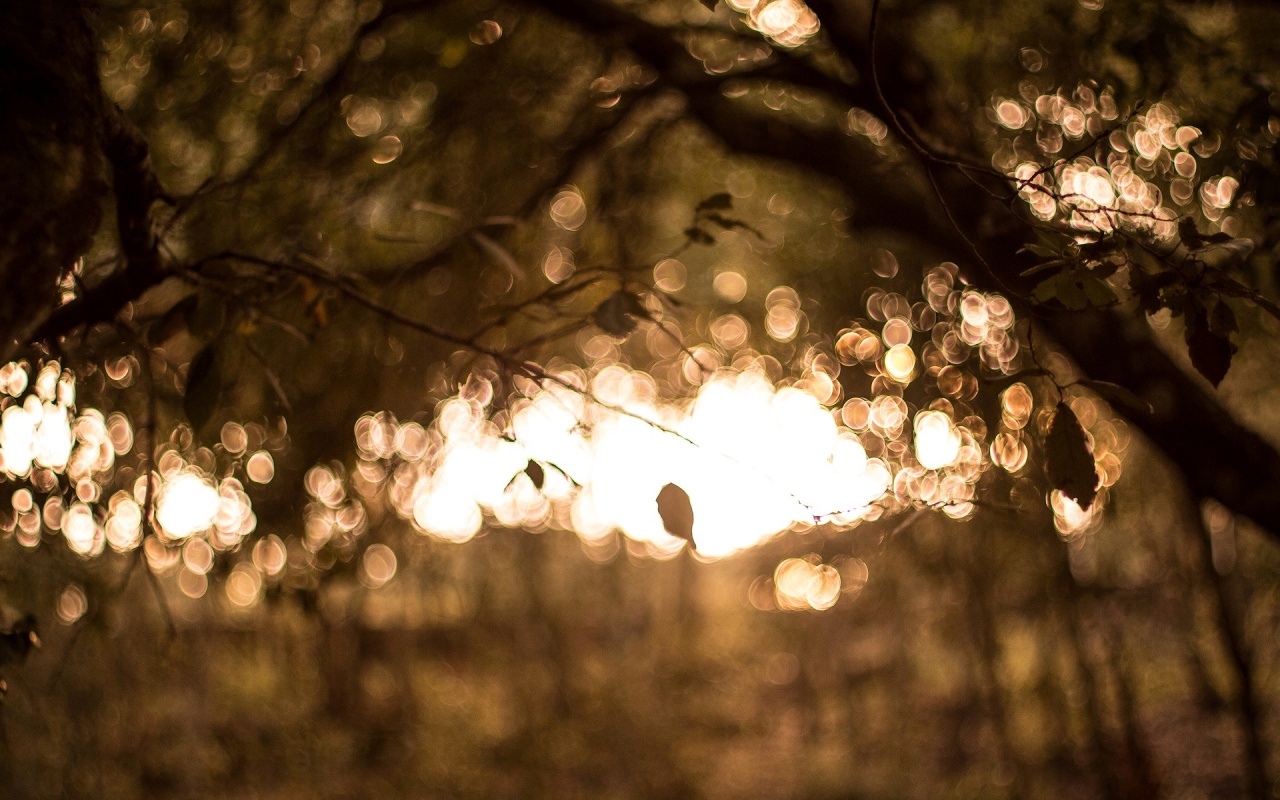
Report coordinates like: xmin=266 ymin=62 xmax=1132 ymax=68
xmin=155 ymin=472 xmax=220 ymax=539
xmin=728 ymin=0 xmax=820 ymax=48
xmin=914 ymin=411 xmax=962 ymax=470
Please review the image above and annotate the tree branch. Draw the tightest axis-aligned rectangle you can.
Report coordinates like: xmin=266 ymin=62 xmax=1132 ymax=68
xmin=523 ymin=0 xmax=1280 ymax=540
xmin=25 ymin=103 xmax=171 ymax=357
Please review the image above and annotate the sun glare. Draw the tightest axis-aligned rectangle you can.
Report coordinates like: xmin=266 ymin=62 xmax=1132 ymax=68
xmin=0 ymin=257 xmax=1125 ymax=612
xmin=155 ymin=472 xmax=221 ymax=539
xmin=359 ymin=365 xmax=976 ymax=559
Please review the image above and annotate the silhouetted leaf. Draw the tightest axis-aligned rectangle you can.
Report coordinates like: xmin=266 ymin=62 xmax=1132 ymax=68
xmin=1081 ymin=275 xmax=1117 ymax=307
xmin=1045 ymin=402 xmax=1098 ymax=510
xmin=695 ymin=192 xmax=732 ymax=213
xmin=1178 ymin=217 xmax=1206 ymax=249
xmin=1032 ymin=273 xmax=1062 ymax=305
xmin=1018 ymin=243 xmax=1058 ymax=259
xmin=697 ymin=0 xmax=718 ymax=10
xmin=1078 ymin=379 xmax=1153 ymax=418
xmin=1033 ymin=272 xmax=1115 ymax=310
xmin=1187 ymin=324 xmax=1234 ymax=388
xmin=189 ymin=293 xmax=227 ymax=339
xmin=1209 ymin=298 xmax=1238 ymax=336
xmin=524 ymin=460 xmax=545 ymax=490
xmin=1131 ymin=268 xmax=1183 ymax=315
xmin=1050 ymin=274 xmax=1088 ymax=310
xmin=593 ymin=290 xmax=644 ymax=338
xmin=1195 ymin=237 xmax=1255 ymax=269
xmin=184 ymin=346 xmax=221 ymax=433
xmin=656 ymin=483 xmax=695 ymax=549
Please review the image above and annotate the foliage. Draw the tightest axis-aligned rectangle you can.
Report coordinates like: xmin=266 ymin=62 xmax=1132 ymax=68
xmin=3 ymin=0 xmax=1280 ymax=796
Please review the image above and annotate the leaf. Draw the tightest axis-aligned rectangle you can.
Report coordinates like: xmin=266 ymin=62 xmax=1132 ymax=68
xmin=1018 ymin=243 xmax=1058 ymax=259
xmin=695 ymin=192 xmax=733 ymax=213
xmin=1021 ymin=257 xmax=1069 ymax=278
xmin=1090 ymin=258 xmax=1121 ymax=280
xmin=189 ymin=293 xmax=227 ymax=339
xmin=1077 ymin=238 xmax=1119 ymax=260
xmin=593 ymin=290 xmax=644 ymax=338
xmin=1187 ymin=324 xmax=1234 ymax=388
xmin=698 ymin=0 xmax=718 ymax=10
xmin=1209 ymin=298 xmax=1238 ymax=336
xmin=1045 ymin=402 xmax=1099 ymax=511
xmin=183 ymin=346 xmax=222 ymax=433
xmin=1131 ymin=268 xmax=1182 ymax=315
xmin=524 ymin=460 xmax=545 ymax=490
xmin=1081 ymin=275 xmax=1118 ymax=307
xmin=1033 ymin=272 xmax=1114 ymax=310
xmin=656 ymin=483 xmax=696 ymax=549
xmin=1056 ymin=275 xmax=1089 ymax=311
xmin=1178 ymin=217 xmax=1205 ymax=249
xmin=1195 ymin=237 xmax=1255 ymax=269
xmin=1032 ymin=273 xmax=1062 ymax=305
xmin=1078 ymin=379 xmax=1154 ymax=418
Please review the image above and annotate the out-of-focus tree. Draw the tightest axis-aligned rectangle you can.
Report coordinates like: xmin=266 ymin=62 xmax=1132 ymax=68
xmin=4 ymin=0 xmax=1280 ymax=797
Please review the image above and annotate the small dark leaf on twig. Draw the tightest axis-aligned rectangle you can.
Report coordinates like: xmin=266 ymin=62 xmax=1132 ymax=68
xmin=1045 ymin=402 xmax=1099 ymax=511
xmin=593 ymin=290 xmax=645 ymax=338
xmin=696 ymin=192 xmax=732 ymax=212
xmin=524 ymin=460 xmax=545 ymax=490
xmin=656 ymin=483 xmax=696 ymax=549
xmin=1178 ymin=217 xmax=1205 ymax=249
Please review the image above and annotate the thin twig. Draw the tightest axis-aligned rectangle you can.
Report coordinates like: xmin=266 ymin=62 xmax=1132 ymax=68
xmin=137 ymin=342 xmax=175 ymax=641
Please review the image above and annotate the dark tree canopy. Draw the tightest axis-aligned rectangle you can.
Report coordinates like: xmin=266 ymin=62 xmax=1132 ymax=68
xmin=3 ymin=0 xmax=1280 ymax=797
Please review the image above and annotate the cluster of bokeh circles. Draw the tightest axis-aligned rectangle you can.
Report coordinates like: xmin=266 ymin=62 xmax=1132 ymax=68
xmin=337 ymin=257 xmax=1124 ymax=611
xmin=0 ymin=255 xmax=1128 ymax=615
xmin=0 ymin=359 xmax=289 ymax=610
xmin=994 ymin=83 xmax=1239 ymax=241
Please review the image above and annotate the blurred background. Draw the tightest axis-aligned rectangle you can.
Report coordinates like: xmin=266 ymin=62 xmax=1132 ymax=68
xmin=2 ymin=0 xmax=1280 ymax=797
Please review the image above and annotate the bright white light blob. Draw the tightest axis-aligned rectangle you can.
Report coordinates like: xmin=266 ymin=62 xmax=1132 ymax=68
xmin=62 ymin=503 xmax=100 ymax=556
xmin=156 ymin=472 xmax=220 ymax=539
xmin=914 ymin=411 xmax=962 ymax=470
xmin=407 ymin=371 xmax=894 ymax=558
